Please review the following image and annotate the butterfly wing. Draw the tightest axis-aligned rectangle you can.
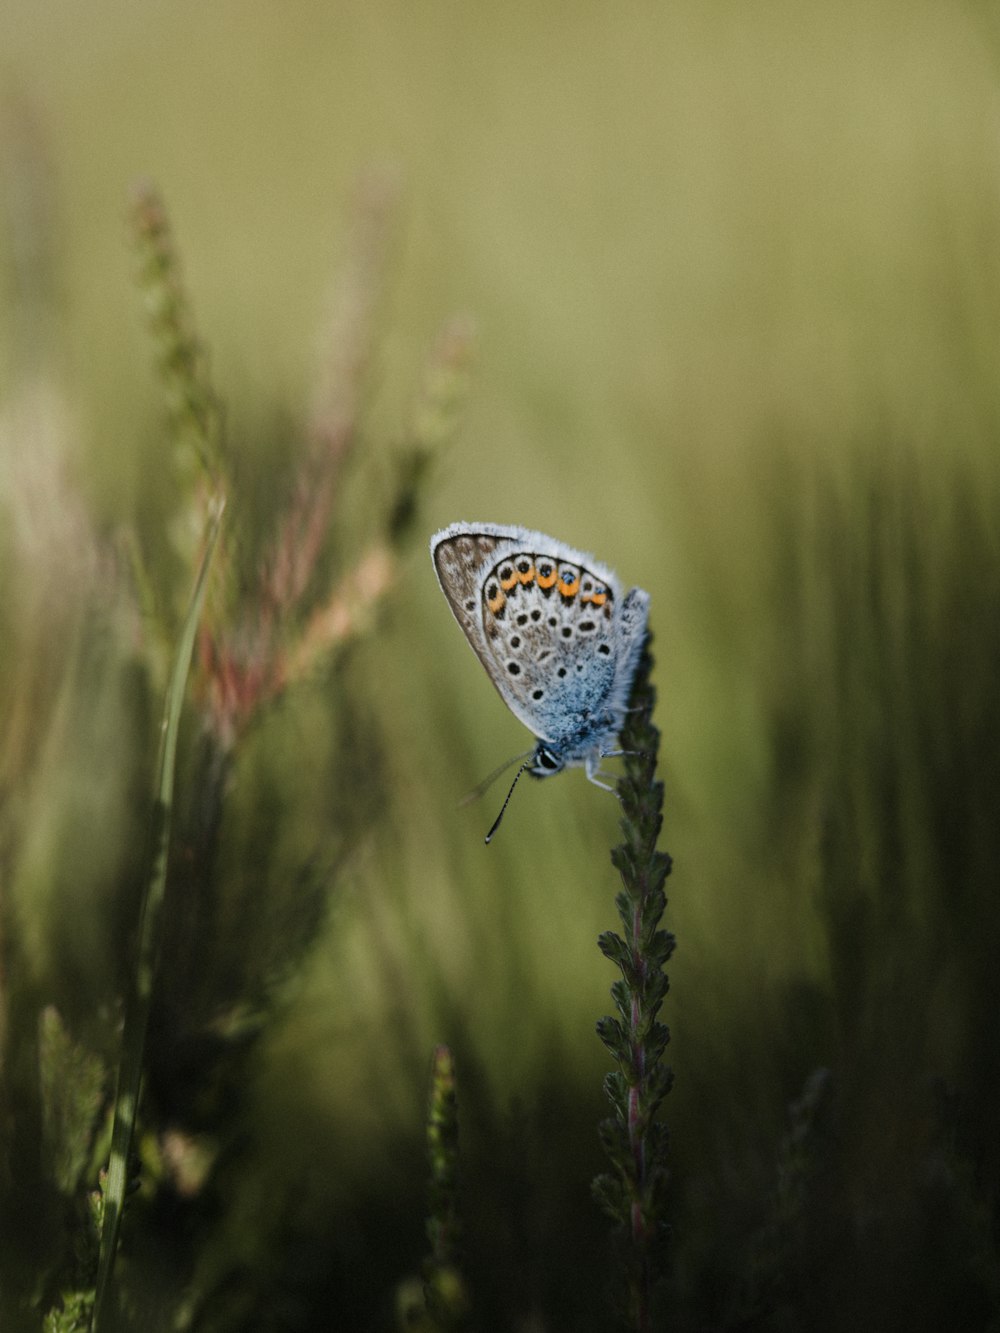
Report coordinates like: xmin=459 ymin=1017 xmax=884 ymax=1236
xmin=431 ymin=523 xmax=634 ymax=747
xmin=604 ymin=586 xmax=651 ymax=722
xmin=431 ymin=523 xmax=521 ymax=678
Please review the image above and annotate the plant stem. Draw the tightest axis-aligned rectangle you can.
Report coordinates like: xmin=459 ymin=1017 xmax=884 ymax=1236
xmin=423 ymin=1044 xmax=469 ymax=1330
xmin=92 ymin=496 xmax=224 ymax=1330
xmin=593 ymin=634 xmax=673 ymax=1330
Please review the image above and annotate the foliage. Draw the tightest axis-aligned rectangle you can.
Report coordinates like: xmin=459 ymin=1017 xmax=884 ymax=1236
xmin=0 ymin=156 xmax=471 ymax=1330
xmin=5 ymin=6 xmax=1000 ymax=1328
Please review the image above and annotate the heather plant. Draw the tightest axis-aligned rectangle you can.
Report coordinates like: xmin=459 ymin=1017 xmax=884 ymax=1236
xmin=397 ymin=1044 xmax=470 ymax=1333
xmin=593 ymin=637 xmax=673 ymax=1331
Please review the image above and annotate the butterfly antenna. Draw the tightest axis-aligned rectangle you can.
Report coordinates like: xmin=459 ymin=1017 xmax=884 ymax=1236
xmin=484 ymin=759 xmax=532 ymax=844
xmin=459 ymin=750 xmax=534 ymax=808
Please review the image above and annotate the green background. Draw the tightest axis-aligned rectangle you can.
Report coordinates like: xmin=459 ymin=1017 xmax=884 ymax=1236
xmin=4 ymin=3 xmax=1000 ymax=1329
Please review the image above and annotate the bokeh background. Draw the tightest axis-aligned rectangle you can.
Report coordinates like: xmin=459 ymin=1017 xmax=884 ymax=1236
xmin=4 ymin=2 xmax=1000 ymax=1329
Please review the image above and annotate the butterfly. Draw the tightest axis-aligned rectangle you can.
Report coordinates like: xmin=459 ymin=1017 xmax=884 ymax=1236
xmin=430 ymin=522 xmax=650 ymax=840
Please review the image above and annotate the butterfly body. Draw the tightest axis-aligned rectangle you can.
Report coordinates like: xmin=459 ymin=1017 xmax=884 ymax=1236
xmin=430 ymin=522 xmax=650 ymax=789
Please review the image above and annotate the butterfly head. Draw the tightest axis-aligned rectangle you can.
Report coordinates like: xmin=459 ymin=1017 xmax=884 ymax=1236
xmin=528 ymin=742 xmax=564 ymax=779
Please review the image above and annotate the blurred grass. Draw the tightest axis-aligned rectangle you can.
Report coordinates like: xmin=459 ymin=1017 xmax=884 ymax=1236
xmin=3 ymin=0 xmax=1000 ymax=1328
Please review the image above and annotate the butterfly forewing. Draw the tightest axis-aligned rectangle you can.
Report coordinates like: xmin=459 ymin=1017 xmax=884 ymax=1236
xmin=432 ymin=528 xmax=509 ymax=677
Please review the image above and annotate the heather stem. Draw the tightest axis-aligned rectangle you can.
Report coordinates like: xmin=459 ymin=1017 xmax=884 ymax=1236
xmin=593 ymin=634 xmax=673 ymax=1330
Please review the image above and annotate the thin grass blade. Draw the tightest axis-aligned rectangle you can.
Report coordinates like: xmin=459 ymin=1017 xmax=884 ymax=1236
xmin=92 ymin=495 xmax=225 ymax=1329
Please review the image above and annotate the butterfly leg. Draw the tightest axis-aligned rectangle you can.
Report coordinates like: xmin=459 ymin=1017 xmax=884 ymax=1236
xmin=585 ymin=753 xmax=621 ymax=796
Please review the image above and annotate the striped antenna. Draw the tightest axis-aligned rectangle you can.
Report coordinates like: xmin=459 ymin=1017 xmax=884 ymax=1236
xmin=484 ymin=758 xmax=533 ymax=844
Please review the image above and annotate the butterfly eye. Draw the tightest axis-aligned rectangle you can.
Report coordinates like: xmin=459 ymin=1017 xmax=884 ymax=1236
xmin=535 ymin=747 xmax=561 ymax=773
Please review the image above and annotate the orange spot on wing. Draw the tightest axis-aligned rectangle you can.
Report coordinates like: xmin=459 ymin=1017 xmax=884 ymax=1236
xmin=583 ymin=591 xmax=607 ymax=606
xmin=499 ymin=568 xmax=518 ymax=591
xmin=516 ymin=562 xmax=535 ymax=585
xmin=559 ymin=574 xmax=580 ymax=598
xmin=487 ymin=588 xmax=507 ymax=614
xmin=537 ymin=566 xmax=557 ymax=589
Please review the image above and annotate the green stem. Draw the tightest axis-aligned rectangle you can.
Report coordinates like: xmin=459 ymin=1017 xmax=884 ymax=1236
xmin=92 ymin=495 xmax=224 ymax=1329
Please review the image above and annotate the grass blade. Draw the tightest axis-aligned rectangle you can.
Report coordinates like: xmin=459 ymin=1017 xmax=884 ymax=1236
xmin=92 ymin=494 xmax=225 ymax=1329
